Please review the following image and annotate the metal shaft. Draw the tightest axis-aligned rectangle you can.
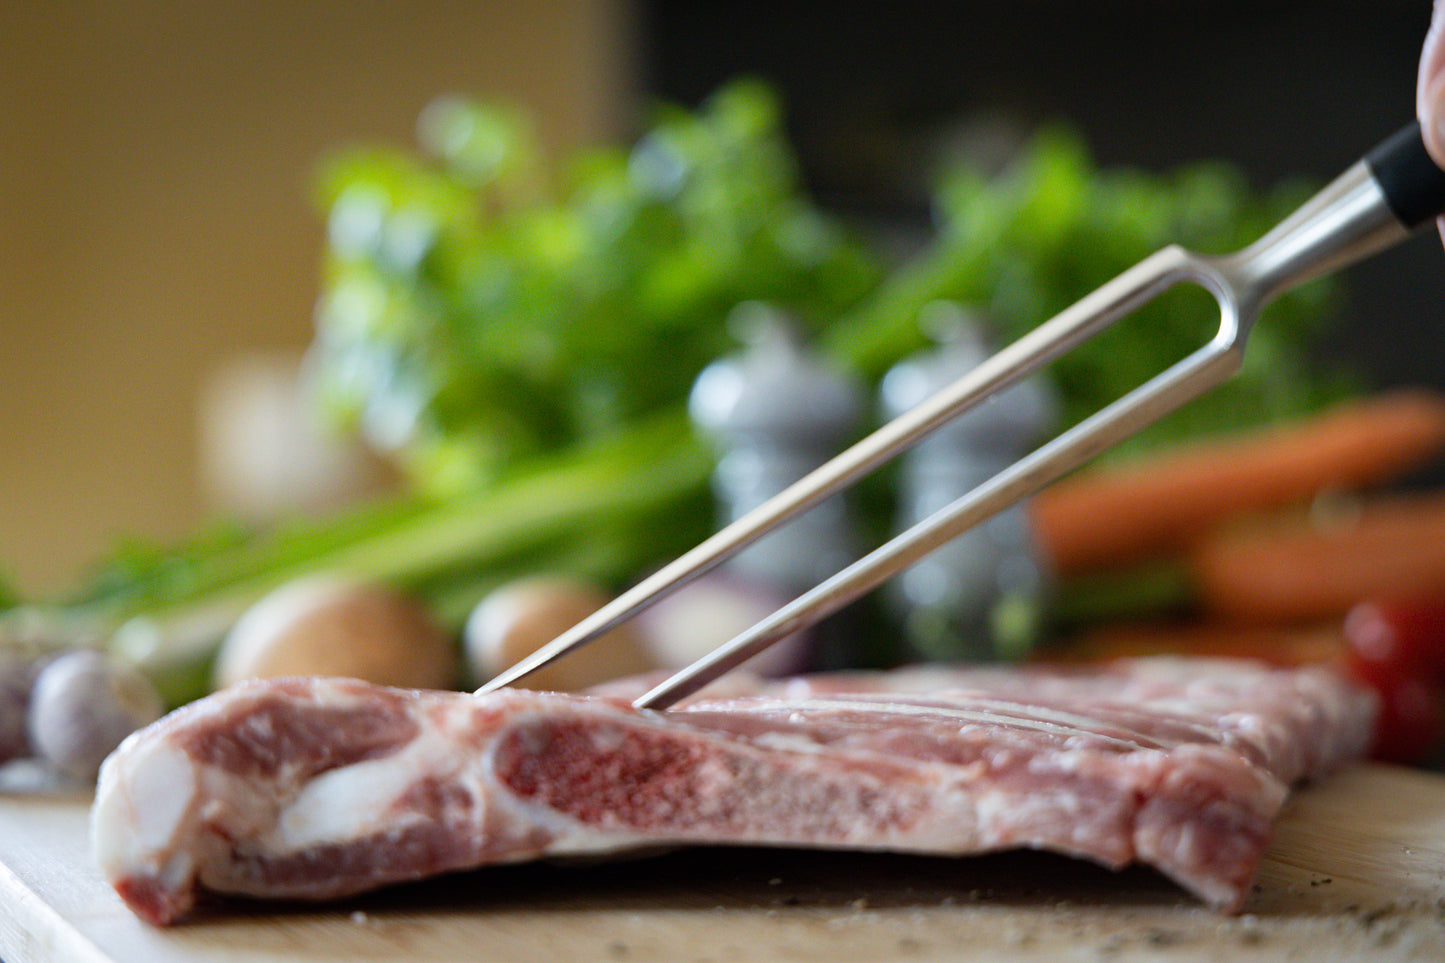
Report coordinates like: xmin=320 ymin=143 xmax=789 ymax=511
xmin=480 ymin=136 xmax=1422 ymax=707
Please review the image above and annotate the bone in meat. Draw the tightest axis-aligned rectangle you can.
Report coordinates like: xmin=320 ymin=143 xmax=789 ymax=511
xmin=91 ymin=658 xmax=1376 ymax=926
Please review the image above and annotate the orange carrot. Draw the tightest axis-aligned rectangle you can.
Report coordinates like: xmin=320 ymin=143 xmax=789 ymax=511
xmin=1030 ymin=390 xmax=1445 ymax=577
xmin=1043 ymin=619 xmax=1346 ymax=668
xmin=1190 ymin=491 xmax=1445 ymax=623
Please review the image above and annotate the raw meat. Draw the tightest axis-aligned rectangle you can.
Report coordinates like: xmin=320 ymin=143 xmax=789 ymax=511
xmin=90 ymin=658 xmax=1375 ymax=926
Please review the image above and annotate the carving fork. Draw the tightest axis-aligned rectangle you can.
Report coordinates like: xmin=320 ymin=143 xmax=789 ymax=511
xmin=478 ymin=121 xmax=1445 ymax=710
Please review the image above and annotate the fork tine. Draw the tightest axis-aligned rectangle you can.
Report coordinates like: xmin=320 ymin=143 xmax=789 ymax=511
xmin=482 ymin=121 xmax=1445 ymax=704
xmin=479 ymin=247 xmax=1201 ymax=696
xmin=632 ymin=304 xmax=1244 ymax=710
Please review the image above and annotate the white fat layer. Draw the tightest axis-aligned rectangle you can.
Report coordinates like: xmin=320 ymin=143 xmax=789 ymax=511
xmin=750 ymin=730 xmax=831 ymax=754
xmin=725 ymin=697 xmax=1176 ymax=752
xmin=267 ymin=724 xmax=467 ymax=852
xmin=265 ymin=697 xmax=509 ymax=854
xmin=92 ymin=740 xmax=198 ymax=885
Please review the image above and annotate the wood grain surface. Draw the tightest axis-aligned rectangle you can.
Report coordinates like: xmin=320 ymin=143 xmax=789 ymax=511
xmin=1 ymin=762 xmax=1443 ymax=962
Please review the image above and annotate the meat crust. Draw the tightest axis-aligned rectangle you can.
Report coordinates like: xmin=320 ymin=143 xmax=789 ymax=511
xmin=90 ymin=658 xmax=1376 ymax=925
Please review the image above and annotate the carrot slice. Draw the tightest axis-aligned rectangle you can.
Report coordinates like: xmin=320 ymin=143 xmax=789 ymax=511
xmin=1030 ymin=390 xmax=1445 ymax=577
xmin=1045 ymin=619 xmax=1346 ymax=667
xmin=1191 ymin=492 xmax=1445 ymax=623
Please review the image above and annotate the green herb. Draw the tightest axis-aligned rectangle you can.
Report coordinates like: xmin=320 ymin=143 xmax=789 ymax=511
xmin=826 ymin=124 xmax=1350 ymax=459
xmin=309 ymin=79 xmax=883 ymax=496
xmin=39 ymin=414 xmax=711 ymax=705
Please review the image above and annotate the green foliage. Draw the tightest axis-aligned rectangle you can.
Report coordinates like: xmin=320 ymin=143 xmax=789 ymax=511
xmin=827 ymin=125 xmax=1351 ymax=458
xmin=313 ymin=85 xmax=1351 ymax=497
xmin=310 ymin=80 xmax=883 ymax=496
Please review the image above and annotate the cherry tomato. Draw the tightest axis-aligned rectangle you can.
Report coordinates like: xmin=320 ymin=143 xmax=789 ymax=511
xmin=1341 ymin=594 xmax=1445 ymax=764
xmin=1341 ymin=647 xmax=1445 ymax=765
xmin=1342 ymin=596 xmax=1445 ymax=682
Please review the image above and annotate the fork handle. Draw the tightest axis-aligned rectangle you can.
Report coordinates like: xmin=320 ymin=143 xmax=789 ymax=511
xmin=1366 ymin=121 xmax=1445 ymax=229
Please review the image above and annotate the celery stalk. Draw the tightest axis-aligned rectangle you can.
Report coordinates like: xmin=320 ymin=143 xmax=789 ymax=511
xmin=95 ymin=415 xmax=709 ymax=695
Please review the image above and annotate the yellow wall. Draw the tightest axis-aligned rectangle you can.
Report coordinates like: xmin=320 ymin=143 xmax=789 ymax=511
xmin=0 ymin=0 xmax=634 ymax=597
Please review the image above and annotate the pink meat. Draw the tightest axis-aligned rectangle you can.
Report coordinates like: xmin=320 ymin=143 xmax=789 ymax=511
xmin=90 ymin=658 xmax=1376 ymax=926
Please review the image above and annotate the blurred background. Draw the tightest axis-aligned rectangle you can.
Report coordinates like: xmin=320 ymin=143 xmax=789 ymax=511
xmin=2 ymin=0 xmax=1442 ymax=599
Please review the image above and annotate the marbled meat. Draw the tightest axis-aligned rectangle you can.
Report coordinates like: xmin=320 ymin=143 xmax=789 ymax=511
xmin=90 ymin=657 xmax=1376 ymax=925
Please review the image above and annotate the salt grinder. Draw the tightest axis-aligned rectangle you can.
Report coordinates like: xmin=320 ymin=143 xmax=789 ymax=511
xmin=879 ymin=303 xmax=1056 ymax=660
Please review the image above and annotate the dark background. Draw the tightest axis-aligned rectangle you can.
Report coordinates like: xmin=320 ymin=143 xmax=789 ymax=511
xmin=638 ymin=0 xmax=1445 ymax=394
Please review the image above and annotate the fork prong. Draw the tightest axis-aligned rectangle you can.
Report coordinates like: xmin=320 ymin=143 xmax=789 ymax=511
xmin=479 ymin=247 xmax=1205 ymax=696
xmin=632 ymin=311 xmax=1243 ymax=710
xmin=479 ymin=125 xmax=1443 ymax=702
xmin=630 ymin=128 xmax=1445 ymax=707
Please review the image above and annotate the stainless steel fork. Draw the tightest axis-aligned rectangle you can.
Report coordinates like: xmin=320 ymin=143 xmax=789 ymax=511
xmin=477 ymin=121 xmax=1445 ymax=710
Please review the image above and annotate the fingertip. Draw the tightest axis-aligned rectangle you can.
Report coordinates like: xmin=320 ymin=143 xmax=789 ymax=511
xmin=1420 ymin=72 xmax=1445 ymax=172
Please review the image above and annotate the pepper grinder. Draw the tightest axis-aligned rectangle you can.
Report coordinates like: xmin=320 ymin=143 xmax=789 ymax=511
xmin=688 ymin=302 xmax=865 ymax=596
xmin=879 ymin=302 xmax=1057 ymax=661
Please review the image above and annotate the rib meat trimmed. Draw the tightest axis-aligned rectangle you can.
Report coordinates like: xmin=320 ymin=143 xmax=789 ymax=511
xmin=91 ymin=657 xmax=1376 ymax=926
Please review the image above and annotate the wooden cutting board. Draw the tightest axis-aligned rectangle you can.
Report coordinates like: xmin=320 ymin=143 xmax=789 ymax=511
xmin=1 ymin=762 xmax=1443 ymax=963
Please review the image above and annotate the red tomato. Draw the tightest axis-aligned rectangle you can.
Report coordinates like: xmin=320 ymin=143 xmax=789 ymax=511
xmin=1341 ymin=647 xmax=1445 ymax=765
xmin=1342 ymin=596 xmax=1445 ymax=682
